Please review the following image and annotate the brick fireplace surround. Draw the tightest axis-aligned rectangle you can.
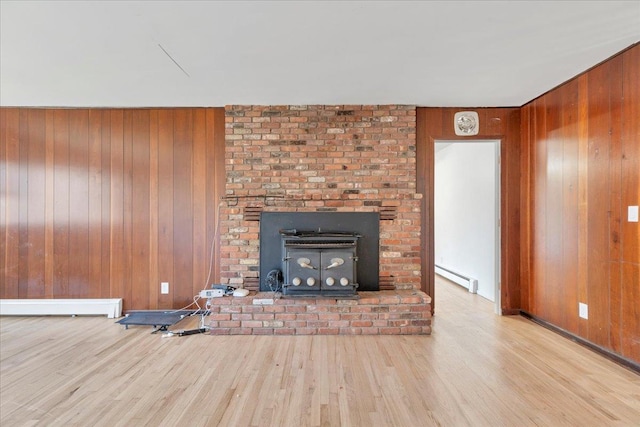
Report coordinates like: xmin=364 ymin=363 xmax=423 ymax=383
xmin=209 ymin=105 xmax=431 ymax=335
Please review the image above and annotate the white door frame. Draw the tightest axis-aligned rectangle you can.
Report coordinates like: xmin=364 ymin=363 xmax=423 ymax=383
xmin=434 ymin=139 xmax=502 ymax=315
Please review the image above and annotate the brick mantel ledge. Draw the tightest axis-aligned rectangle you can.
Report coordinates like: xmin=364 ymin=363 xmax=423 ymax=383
xmin=207 ymin=290 xmax=432 ymax=335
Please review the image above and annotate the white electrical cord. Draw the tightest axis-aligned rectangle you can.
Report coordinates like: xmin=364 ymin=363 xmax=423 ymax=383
xmin=195 ymin=202 xmax=223 ymax=331
xmin=203 ymin=201 xmax=223 ymax=290
xmin=166 ymin=294 xmax=202 ymax=314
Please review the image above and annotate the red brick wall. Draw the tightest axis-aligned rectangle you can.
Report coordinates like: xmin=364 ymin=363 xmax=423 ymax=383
xmin=221 ymin=105 xmax=421 ymax=289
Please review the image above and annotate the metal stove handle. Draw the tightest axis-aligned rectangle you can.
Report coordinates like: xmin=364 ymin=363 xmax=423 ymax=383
xmin=297 ymin=257 xmax=316 ymax=270
xmin=325 ymin=258 xmax=345 ymax=270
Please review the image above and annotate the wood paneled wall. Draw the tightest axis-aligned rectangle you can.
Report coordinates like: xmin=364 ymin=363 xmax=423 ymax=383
xmin=520 ymin=44 xmax=639 ymax=363
xmin=416 ymin=107 xmax=521 ymax=315
xmin=1 ymin=108 xmax=226 ymax=311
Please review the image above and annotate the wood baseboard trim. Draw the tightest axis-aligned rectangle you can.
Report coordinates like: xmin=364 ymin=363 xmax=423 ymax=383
xmin=520 ymin=311 xmax=640 ymax=375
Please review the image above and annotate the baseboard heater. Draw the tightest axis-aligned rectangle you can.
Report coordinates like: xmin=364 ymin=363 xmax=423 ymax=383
xmin=0 ymin=299 xmax=123 ymax=319
xmin=435 ymin=265 xmax=478 ymax=294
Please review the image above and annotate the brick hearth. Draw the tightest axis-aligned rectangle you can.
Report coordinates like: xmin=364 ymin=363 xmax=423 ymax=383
xmin=207 ymin=290 xmax=431 ymax=335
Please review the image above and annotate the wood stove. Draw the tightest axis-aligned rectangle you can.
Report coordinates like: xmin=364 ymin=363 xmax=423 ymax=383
xmin=259 ymin=212 xmax=379 ymax=293
xmin=280 ymin=230 xmax=359 ymax=297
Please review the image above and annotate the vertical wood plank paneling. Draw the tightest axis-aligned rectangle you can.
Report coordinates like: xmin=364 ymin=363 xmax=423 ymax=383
xmin=3 ymin=109 xmax=20 ymax=297
xmin=18 ymin=110 xmax=29 ymax=297
xmin=212 ymin=108 xmax=226 ymax=284
xmin=504 ymin=109 xmax=522 ymax=312
xmin=0 ymin=108 xmax=6 ymax=295
xmin=544 ymin=90 xmax=564 ymax=327
xmin=560 ymin=80 xmax=579 ymax=334
xmin=192 ymin=109 xmax=207 ymax=295
xmin=532 ymin=99 xmax=547 ymax=317
xmin=576 ymin=74 xmax=590 ymax=338
xmin=586 ymin=62 xmax=612 ymax=348
xmin=205 ymin=108 xmax=216 ymax=289
xmin=53 ymin=110 xmax=70 ymax=298
xmin=620 ymin=46 xmax=640 ymax=265
xmin=0 ymin=107 xmax=225 ymax=310
xmin=205 ymin=108 xmax=226 ymax=289
xmin=122 ymin=111 xmax=134 ymax=306
xmin=621 ymin=264 xmax=640 ymax=360
xmin=0 ymin=109 xmax=9 ymax=296
xmin=26 ymin=109 xmax=46 ymax=297
xmin=173 ymin=109 xmax=194 ymax=308
xmin=608 ymin=55 xmax=624 ymax=354
xmin=109 ymin=110 xmax=125 ymax=304
xmin=100 ymin=110 xmax=112 ymax=299
xmin=528 ymin=102 xmax=537 ymax=313
xmin=415 ymin=108 xmax=436 ymax=312
xmin=130 ymin=110 xmax=150 ymax=309
xmin=427 ymin=110 xmax=436 ymax=311
xmin=620 ymin=46 xmax=640 ymax=361
xmin=524 ymin=44 xmax=639 ymax=364
xmin=519 ymin=105 xmax=532 ymax=311
xmin=88 ymin=110 xmax=103 ymax=297
xmin=148 ymin=110 xmax=160 ymax=310
xmin=68 ymin=110 xmax=90 ymax=297
xmin=44 ymin=110 xmax=55 ymax=298
xmin=609 ymin=261 xmax=623 ymax=353
xmin=157 ymin=109 xmax=175 ymax=309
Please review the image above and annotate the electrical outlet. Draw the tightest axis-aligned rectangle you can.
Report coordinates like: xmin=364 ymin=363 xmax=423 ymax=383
xmin=628 ymin=206 xmax=639 ymax=222
xmin=161 ymin=282 xmax=169 ymax=294
xmin=579 ymin=302 xmax=588 ymax=319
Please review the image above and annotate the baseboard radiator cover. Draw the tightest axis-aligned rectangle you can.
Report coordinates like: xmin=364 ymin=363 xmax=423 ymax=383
xmin=435 ymin=265 xmax=478 ymax=294
xmin=0 ymin=299 xmax=123 ymax=319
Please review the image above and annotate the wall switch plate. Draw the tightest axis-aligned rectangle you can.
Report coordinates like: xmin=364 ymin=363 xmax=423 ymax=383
xmin=579 ymin=302 xmax=588 ymax=319
xmin=628 ymin=206 xmax=639 ymax=222
xmin=161 ymin=282 xmax=169 ymax=294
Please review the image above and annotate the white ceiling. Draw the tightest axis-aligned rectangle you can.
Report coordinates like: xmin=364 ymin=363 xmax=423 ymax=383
xmin=1 ymin=1 xmax=638 ymax=108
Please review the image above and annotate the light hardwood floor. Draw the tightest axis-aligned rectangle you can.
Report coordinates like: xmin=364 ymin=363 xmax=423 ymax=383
xmin=1 ymin=277 xmax=639 ymax=426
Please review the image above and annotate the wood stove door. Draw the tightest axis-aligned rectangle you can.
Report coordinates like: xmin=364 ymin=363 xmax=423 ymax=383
xmin=320 ymin=250 xmax=356 ymax=290
xmin=285 ymin=250 xmax=321 ymax=291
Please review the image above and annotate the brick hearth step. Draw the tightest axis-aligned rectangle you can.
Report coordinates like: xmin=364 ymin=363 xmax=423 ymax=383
xmin=207 ymin=290 xmax=432 ymax=335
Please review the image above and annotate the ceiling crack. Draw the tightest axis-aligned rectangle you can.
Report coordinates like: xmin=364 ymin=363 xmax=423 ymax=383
xmin=157 ymin=43 xmax=191 ymax=78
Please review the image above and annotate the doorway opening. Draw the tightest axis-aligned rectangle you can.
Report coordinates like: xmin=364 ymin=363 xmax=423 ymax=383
xmin=434 ymin=140 xmax=501 ymax=314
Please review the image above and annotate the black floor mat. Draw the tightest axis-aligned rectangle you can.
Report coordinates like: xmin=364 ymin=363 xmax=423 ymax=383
xmin=116 ymin=310 xmax=192 ymax=331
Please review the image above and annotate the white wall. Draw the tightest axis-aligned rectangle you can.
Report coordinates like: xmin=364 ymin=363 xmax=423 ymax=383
xmin=435 ymin=141 xmax=498 ymax=301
